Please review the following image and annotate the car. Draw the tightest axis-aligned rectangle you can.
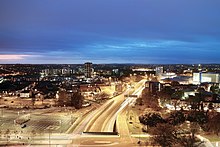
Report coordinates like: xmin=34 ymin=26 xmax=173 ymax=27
xmin=21 ymin=124 xmax=27 ymax=128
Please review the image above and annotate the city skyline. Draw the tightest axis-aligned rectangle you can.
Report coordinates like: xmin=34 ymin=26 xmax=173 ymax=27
xmin=0 ymin=0 xmax=220 ymax=64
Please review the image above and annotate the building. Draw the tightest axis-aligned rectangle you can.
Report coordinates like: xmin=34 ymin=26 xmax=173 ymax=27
xmin=155 ymin=67 xmax=163 ymax=76
xmin=61 ymin=68 xmax=73 ymax=75
xmin=112 ymin=69 xmax=119 ymax=76
xmin=41 ymin=69 xmax=50 ymax=76
xmin=161 ymin=76 xmax=192 ymax=85
xmin=20 ymin=90 xmax=32 ymax=98
xmin=41 ymin=69 xmax=62 ymax=76
xmin=193 ymin=73 xmax=220 ymax=84
xmin=145 ymin=81 xmax=161 ymax=94
xmin=155 ymin=67 xmax=163 ymax=81
xmin=115 ymin=82 xmax=124 ymax=93
xmin=84 ymin=62 xmax=92 ymax=78
xmin=161 ymin=72 xmax=177 ymax=80
xmin=79 ymin=84 xmax=101 ymax=99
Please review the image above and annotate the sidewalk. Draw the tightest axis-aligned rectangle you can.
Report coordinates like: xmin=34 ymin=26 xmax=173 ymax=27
xmin=197 ymin=135 xmax=214 ymax=147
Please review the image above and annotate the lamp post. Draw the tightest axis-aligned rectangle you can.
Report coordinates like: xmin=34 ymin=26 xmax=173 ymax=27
xmin=49 ymin=129 xmax=51 ymax=147
xmin=0 ymin=108 xmax=3 ymax=117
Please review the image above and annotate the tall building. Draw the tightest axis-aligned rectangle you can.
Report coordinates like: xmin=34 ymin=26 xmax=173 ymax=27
xmin=84 ymin=62 xmax=92 ymax=78
xmin=155 ymin=67 xmax=163 ymax=76
xmin=155 ymin=67 xmax=163 ymax=80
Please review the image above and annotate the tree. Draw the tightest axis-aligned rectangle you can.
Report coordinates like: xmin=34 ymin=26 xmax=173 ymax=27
xmin=57 ymin=88 xmax=84 ymax=109
xmin=195 ymin=93 xmax=204 ymax=111
xmin=171 ymin=81 xmax=180 ymax=86
xmin=187 ymin=111 xmax=208 ymax=125
xmin=208 ymin=102 xmax=214 ymax=110
xmin=150 ymin=122 xmax=202 ymax=147
xmin=141 ymin=88 xmax=160 ymax=109
xmin=158 ymin=86 xmax=175 ymax=104
xmin=187 ymin=95 xmax=198 ymax=110
xmin=177 ymin=123 xmax=203 ymax=147
xmin=187 ymin=93 xmax=204 ymax=111
xmin=139 ymin=113 xmax=166 ymax=127
xmin=171 ymin=91 xmax=184 ymax=110
xmin=5 ymin=129 xmax=10 ymax=144
xmin=197 ymin=87 xmax=205 ymax=93
xmin=171 ymin=90 xmax=184 ymax=100
xmin=150 ymin=123 xmax=177 ymax=147
xmin=31 ymin=97 xmax=36 ymax=106
xmin=136 ymin=98 xmax=143 ymax=105
xmin=96 ymin=92 xmax=110 ymax=100
xmin=31 ymin=130 xmax=37 ymax=144
xmin=40 ymin=96 xmax=44 ymax=105
xmin=166 ymin=111 xmax=186 ymax=126
xmin=71 ymin=92 xmax=84 ymax=109
xmin=205 ymin=113 xmax=220 ymax=135
xmin=210 ymin=85 xmax=219 ymax=94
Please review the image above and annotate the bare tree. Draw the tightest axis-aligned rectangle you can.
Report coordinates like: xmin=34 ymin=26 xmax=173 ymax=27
xmin=96 ymin=92 xmax=110 ymax=100
xmin=71 ymin=92 xmax=84 ymax=109
xmin=31 ymin=130 xmax=37 ymax=145
xmin=5 ymin=129 xmax=10 ymax=144
xmin=177 ymin=123 xmax=203 ymax=147
xmin=205 ymin=113 xmax=220 ymax=135
xmin=150 ymin=123 xmax=177 ymax=147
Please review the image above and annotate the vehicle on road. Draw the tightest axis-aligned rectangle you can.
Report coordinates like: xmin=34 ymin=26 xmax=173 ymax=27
xmin=21 ymin=124 xmax=27 ymax=128
xmin=15 ymin=114 xmax=30 ymax=125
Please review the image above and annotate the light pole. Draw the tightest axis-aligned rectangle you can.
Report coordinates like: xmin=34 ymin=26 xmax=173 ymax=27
xmin=134 ymin=117 xmax=141 ymax=145
xmin=49 ymin=129 xmax=51 ymax=147
xmin=0 ymin=108 xmax=3 ymax=117
xmin=70 ymin=111 xmax=73 ymax=124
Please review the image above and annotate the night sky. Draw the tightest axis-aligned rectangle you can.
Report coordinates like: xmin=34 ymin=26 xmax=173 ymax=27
xmin=0 ymin=0 xmax=220 ymax=64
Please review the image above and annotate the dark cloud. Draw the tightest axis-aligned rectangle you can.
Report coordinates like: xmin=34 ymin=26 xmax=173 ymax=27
xmin=0 ymin=0 xmax=220 ymax=63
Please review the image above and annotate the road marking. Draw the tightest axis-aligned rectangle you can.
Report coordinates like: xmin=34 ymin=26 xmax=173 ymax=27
xmin=94 ymin=141 xmax=111 ymax=144
xmin=78 ymin=142 xmax=119 ymax=146
xmin=131 ymin=134 xmax=151 ymax=138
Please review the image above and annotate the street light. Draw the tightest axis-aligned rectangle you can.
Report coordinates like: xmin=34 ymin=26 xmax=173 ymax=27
xmin=45 ymin=128 xmax=51 ymax=147
xmin=70 ymin=111 xmax=73 ymax=124
xmin=49 ymin=129 xmax=51 ymax=147
xmin=0 ymin=108 xmax=3 ymax=117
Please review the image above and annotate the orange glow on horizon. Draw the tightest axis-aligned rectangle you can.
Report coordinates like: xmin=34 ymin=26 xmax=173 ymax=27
xmin=0 ymin=55 xmax=30 ymax=60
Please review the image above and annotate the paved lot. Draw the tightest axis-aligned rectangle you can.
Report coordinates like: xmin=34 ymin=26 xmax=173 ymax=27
xmin=0 ymin=109 xmax=77 ymax=136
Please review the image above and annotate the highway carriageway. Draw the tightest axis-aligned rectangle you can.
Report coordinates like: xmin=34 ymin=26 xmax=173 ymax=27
xmin=82 ymin=132 xmax=119 ymax=137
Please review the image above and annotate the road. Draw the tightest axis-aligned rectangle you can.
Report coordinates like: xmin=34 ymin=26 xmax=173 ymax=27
xmin=82 ymin=79 xmax=145 ymax=133
xmin=70 ymin=79 xmax=146 ymax=146
xmin=0 ymin=79 xmax=146 ymax=146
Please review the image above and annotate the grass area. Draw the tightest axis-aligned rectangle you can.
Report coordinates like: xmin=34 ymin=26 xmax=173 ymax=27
xmin=133 ymin=136 xmax=151 ymax=143
xmin=127 ymin=121 xmax=143 ymax=134
xmin=126 ymin=106 xmax=145 ymax=134
xmin=101 ymin=86 xmax=114 ymax=97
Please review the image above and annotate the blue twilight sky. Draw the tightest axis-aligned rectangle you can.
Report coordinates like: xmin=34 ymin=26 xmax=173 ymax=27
xmin=0 ymin=0 xmax=220 ymax=64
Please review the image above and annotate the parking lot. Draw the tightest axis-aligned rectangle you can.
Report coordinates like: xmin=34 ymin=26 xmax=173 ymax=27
xmin=0 ymin=109 xmax=77 ymax=136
